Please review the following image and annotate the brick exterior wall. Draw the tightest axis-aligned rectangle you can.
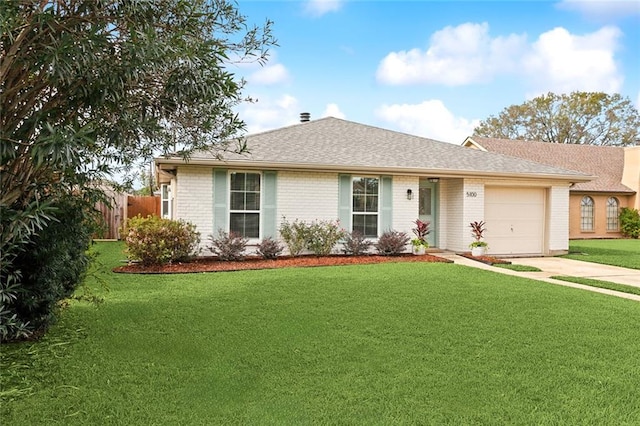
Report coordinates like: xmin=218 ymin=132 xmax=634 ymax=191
xmin=392 ymin=175 xmax=419 ymax=237
xmin=171 ymin=167 xmax=574 ymax=257
xmin=569 ymin=192 xmax=631 ymax=239
xmin=276 ymin=171 xmax=340 ymax=227
xmin=175 ymin=165 xmax=214 ymax=253
xmin=443 ymin=179 xmax=465 ymax=252
xmin=548 ymin=186 xmax=569 ymax=253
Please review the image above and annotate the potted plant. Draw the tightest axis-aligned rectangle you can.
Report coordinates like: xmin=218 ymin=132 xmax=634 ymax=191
xmin=469 ymin=220 xmax=488 ymax=256
xmin=411 ymin=219 xmax=430 ymax=255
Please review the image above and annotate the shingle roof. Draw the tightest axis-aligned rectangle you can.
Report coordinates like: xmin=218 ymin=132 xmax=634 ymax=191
xmin=467 ymin=136 xmax=633 ymax=193
xmin=161 ymin=117 xmax=591 ymax=181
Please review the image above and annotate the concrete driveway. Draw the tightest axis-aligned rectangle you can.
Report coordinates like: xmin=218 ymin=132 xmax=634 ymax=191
xmin=512 ymin=257 xmax=640 ymax=287
xmin=439 ymin=252 xmax=640 ymax=302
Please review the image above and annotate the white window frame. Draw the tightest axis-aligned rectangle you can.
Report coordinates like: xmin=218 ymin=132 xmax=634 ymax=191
xmin=351 ymin=176 xmax=380 ymax=238
xmin=606 ymin=197 xmax=619 ymax=231
xmin=161 ymin=183 xmax=171 ymax=219
xmin=228 ymin=171 xmax=262 ymax=239
xmin=580 ymin=196 xmax=594 ymax=231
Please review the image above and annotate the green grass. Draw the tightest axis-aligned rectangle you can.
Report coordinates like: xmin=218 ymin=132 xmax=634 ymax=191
xmin=3 ymin=242 xmax=640 ymax=425
xmin=551 ymin=275 xmax=640 ymax=297
xmin=493 ymin=264 xmax=542 ymax=272
xmin=564 ymin=239 xmax=640 ymax=269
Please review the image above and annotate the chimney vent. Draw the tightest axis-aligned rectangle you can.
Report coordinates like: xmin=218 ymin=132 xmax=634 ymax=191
xmin=300 ymin=112 xmax=311 ymax=122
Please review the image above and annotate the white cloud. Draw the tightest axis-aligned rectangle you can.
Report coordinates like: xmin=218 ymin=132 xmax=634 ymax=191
xmin=322 ymin=103 xmax=346 ymax=119
xmin=377 ymin=22 xmax=623 ymax=95
xmin=304 ymin=0 xmax=343 ymax=17
xmin=522 ymin=26 xmax=623 ymax=94
xmin=247 ymin=63 xmax=291 ymax=86
xmin=375 ymin=100 xmax=480 ymax=143
xmin=376 ymin=22 xmax=526 ymax=86
xmin=239 ymin=94 xmax=301 ymax=134
xmin=556 ymin=0 xmax=640 ymax=20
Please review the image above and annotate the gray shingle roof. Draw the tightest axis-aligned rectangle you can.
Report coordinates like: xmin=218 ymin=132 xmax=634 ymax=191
xmin=468 ymin=136 xmax=633 ymax=193
xmin=165 ymin=117 xmax=592 ymax=180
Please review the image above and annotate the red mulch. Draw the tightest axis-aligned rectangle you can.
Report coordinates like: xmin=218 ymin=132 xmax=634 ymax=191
xmin=458 ymin=252 xmax=512 ymax=265
xmin=114 ymin=253 xmax=453 ymax=274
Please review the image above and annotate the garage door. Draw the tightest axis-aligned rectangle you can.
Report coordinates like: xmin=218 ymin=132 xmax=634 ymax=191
xmin=485 ymin=187 xmax=545 ymax=255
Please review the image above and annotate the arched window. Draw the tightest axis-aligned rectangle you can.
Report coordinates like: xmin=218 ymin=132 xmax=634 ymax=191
xmin=606 ymin=197 xmax=619 ymax=231
xmin=580 ymin=196 xmax=594 ymax=231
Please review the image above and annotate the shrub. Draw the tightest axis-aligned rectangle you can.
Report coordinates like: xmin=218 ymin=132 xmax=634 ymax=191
xmin=279 ymin=218 xmax=346 ymax=256
xmin=342 ymin=230 xmax=372 ymax=255
xmin=124 ymin=215 xmax=200 ymax=265
xmin=208 ymin=230 xmax=248 ymax=261
xmin=257 ymin=237 xmax=283 ymax=259
xmin=279 ymin=217 xmax=309 ymax=256
xmin=620 ymin=208 xmax=640 ymax=238
xmin=375 ymin=230 xmax=410 ymax=256
xmin=305 ymin=219 xmax=346 ymax=256
xmin=2 ymin=195 xmax=96 ymax=341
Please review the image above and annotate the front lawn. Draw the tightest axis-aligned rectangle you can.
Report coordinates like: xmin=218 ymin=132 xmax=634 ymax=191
xmin=565 ymin=239 xmax=640 ymax=269
xmin=3 ymin=242 xmax=640 ymax=424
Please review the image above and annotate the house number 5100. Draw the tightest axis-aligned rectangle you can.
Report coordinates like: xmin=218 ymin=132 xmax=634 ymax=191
xmin=466 ymin=191 xmax=477 ymax=198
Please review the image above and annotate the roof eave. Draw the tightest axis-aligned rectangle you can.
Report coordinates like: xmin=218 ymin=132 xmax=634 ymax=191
xmin=155 ymin=157 xmax=593 ymax=183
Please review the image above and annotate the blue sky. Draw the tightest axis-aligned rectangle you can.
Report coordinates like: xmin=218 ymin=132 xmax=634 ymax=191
xmin=231 ymin=0 xmax=640 ymax=144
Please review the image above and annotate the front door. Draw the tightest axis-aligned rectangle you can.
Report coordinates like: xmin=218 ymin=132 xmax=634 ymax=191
xmin=418 ymin=179 xmax=437 ymax=247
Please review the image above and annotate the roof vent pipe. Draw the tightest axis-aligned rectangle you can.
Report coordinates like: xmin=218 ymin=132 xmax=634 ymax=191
xmin=300 ymin=112 xmax=310 ymax=122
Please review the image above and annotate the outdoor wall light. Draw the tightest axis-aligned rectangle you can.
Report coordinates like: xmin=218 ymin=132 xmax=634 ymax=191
xmin=406 ymin=189 xmax=413 ymax=200
xmin=428 ymin=177 xmax=440 ymax=183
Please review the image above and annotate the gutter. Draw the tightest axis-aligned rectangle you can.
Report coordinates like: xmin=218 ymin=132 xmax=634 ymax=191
xmin=155 ymin=157 xmax=593 ymax=183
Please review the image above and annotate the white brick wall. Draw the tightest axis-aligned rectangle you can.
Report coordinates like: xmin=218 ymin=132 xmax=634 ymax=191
xmin=172 ymin=167 xmax=573 ymax=257
xmin=548 ymin=185 xmax=569 ymax=253
xmin=462 ymin=179 xmax=485 ymax=249
xmin=443 ymin=179 xmax=464 ymax=251
xmin=175 ymin=166 xmax=213 ymax=253
xmin=276 ymin=171 xmax=340 ymax=227
xmin=392 ymin=175 xmax=419 ymax=236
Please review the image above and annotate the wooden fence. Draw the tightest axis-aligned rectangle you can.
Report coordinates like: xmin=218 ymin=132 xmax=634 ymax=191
xmin=95 ymin=194 xmax=160 ymax=240
xmin=95 ymin=191 xmax=128 ymax=240
xmin=127 ymin=195 xmax=160 ymax=219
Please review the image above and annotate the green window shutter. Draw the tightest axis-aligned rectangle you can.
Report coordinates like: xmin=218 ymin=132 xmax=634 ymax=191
xmin=380 ymin=176 xmax=393 ymax=232
xmin=262 ymin=171 xmax=277 ymax=239
xmin=338 ymin=174 xmax=352 ymax=231
xmin=212 ymin=169 xmax=228 ymax=233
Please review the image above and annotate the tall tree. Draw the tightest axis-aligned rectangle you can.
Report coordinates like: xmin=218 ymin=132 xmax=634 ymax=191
xmin=0 ymin=0 xmax=275 ymax=340
xmin=473 ymin=92 xmax=640 ymax=146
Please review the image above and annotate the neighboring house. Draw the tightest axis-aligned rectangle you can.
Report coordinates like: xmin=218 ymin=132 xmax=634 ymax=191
xmin=463 ymin=137 xmax=640 ymax=239
xmin=155 ymin=117 xmax=592 ymax=256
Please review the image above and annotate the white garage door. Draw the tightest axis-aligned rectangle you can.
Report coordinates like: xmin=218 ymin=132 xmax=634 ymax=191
xmin=485 ymin=187 xmax=545 ymax=255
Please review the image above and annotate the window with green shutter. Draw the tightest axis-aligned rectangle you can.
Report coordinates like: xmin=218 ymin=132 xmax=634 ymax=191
xmin=229 ymin=172 xmax=261 ymax=238
xmin=352 ymin=176 xmax=379 ymax=238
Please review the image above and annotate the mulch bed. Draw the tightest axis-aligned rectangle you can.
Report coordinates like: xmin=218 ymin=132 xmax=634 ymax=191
xmin=114 ymin=253 xmax=453 ymax=274
xmin=459 ymin=252 xmax=512 ymax=266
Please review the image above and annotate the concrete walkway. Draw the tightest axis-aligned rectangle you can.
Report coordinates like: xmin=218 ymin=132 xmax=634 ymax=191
xmin=437 ymin=252 xmax=640 ymax=302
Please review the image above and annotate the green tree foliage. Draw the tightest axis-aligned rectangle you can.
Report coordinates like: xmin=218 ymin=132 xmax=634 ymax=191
xmin=473 ymin=92 xmax=640 ymax=146
xmin=0 ymin=0 xmax=275 ymax=341
xmin=1 ymin=196 xmax=98 ymax=341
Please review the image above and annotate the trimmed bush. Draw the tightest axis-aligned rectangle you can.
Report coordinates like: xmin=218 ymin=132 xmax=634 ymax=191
xmin=124 ymin=215 xmax=200 ymax=265
xmin=620 ymin=207 xmax=640 ymax=239
xmin=279 ymin=218 xmax=346 ymax=256
xmin=208 ymin=230 xmax=248 ymax=261
xmin=305 ymin=220 xmax=346 ymax=256
xmin=257 ymin=237 xmax=283 ymax=260
xmin=342 ymin=231 xmax=372 ymax=255
xmin=279 ymin=218 xmax=309 ymax=256
xmin=375 ymin=230 xmax=410 ymax=256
